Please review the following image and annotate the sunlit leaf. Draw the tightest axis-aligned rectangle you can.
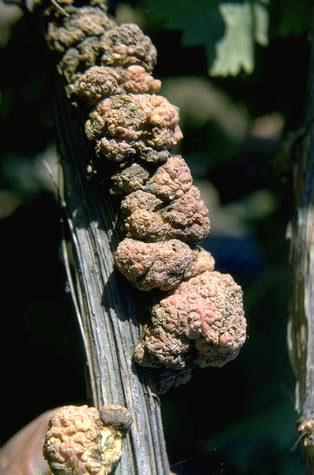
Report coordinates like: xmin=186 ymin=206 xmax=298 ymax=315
xmin=255 ymin=2 xmax=269 ymax=46
xmin=209 ymin=1 xmax=269 ymax=77
xmin=141 ymin=0 xmax=269 ymax=77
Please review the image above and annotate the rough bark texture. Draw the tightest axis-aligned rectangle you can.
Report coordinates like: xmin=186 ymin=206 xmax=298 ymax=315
xmin=289 ymin=23 xmax=314 ymax=473
xmin=53 ymin=75 xmax=170 ymax=474
xmin=289 ymin=127 xmax=314 ymax=470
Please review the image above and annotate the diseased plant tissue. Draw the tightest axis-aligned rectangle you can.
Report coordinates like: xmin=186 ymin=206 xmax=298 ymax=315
xmin=37 ymin=0 xmax=247 ymax=382
xmin=44 ymin=404 xmax=132 ymax=475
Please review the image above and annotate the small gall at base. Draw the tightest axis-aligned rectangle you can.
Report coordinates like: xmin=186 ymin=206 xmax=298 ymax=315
xmin=43 ymin=404 xmax=132 ymax=475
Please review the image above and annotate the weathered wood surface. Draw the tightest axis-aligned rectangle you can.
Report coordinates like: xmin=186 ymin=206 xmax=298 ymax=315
xmin=289 ymin=26 xmax=314 ymax=472
xmin=289 ymin=124 xmax=314 ymax=469
xmin=52 ymin=74 xmax=170 ymax=474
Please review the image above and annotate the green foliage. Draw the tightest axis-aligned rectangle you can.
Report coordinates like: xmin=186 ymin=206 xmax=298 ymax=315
xmin=210 ymin=1 xmax=269 ymax=76
xmin=141 ymin=0 xmax=269 ymax=76
xmin=141 ymin=0 xmax=312 ymax=77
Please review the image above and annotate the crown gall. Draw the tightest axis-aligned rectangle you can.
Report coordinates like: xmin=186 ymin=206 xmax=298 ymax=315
xmin=100 ymin=405 xmax=133 ymax=434
xmin=160 ymin=186 xmax=210 ymax=240
xmin=114 ymin=238 xmax=194 ymax=291
xmin=99 ymin=24 xmax=157 ymax=72
xmin=58 ymin=36 xmax=101 ymax=83
xmin=85 ymin=94 xmax=182 ymax=163
xmin=121 ymin=189 xmax=162 ymax=214
xmin=47 ymin=6 xmax=115 ymax=53
xmin=143 ymin=155 xmax=192 ymax=201
xmin=70 ymin=65 xmax=161 ymax=108
xmin=110 ymin=163 xmax=150 ymax=195
xmin=43 ymin=404 xmax=132 ymax=475
xmin=109 ymin=154 xmax=192 ymax=199
xmin=191 ymin=271 xmax=247 ymax=367
xmin=121 ymin=186 xmax=210 ymax=242
xmin=39 ymin=0 xmax=247 ymax=391
xmin=121 ymin=65 xmax=161 ymax=94
xmin=69 ymin=66 xmax=123 ymax=107
xmin=134 ymin=270 xmax=246 ymax=370
xmin=184 ymin=247 xmax=215 ymax=279
xmin=133 ymin=325 xmax=190 ymax=370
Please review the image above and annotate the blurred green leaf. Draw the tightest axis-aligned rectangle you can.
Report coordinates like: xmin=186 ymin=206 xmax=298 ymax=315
xmin=142 ymin=0 xmax=269 ymax=76
xmin=142 ymin=0 xmax=224 ymax=46
xmin=210 ymin=1 xmax=269 ymax=76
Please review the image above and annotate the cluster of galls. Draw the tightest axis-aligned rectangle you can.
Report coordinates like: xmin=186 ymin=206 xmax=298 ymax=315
xmin=40 ymin=0 xmax=246 ymax=378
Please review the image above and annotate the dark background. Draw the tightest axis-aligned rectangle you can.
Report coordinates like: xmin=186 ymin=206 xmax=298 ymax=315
xmin=0 ymin=0 xmax=311 ymax=473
